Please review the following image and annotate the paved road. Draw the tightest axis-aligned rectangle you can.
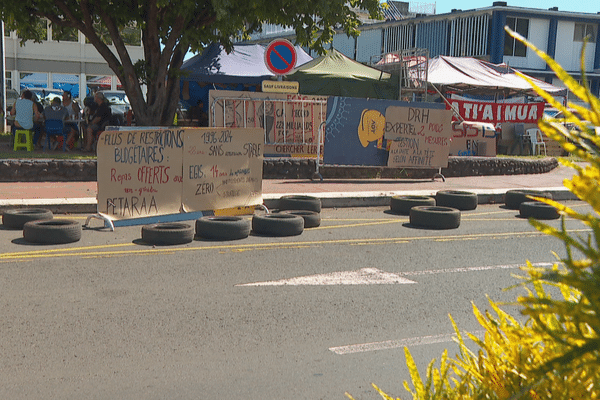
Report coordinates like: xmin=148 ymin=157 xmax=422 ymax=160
xmin=0 ymin=201 xmax=590 ymax=399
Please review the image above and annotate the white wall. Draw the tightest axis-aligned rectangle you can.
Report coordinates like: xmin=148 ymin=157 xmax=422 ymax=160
xmin=554 ymin=21 xmax=597 ymax=72
xmin=503 ymin=18 xmax=549 ymax=70
xmin=332 ymin=34 xmax=355 ymax=59
xmin=356 ymin=29 xmax=382 ymax=63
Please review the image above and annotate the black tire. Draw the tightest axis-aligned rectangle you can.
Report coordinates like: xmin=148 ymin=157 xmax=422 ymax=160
xmin=409 ymin=206 xmax=461 ymax=229
xmin=195 ymin=216 xmax=251 ymax=240
xmin=435 ymin=190 xmax=478 ymax=211
xmin=390 ymin=195 xmax=436 ymax=215
xmin=504 ymin=190 xmax=553 ymax=210
xmin=141 ymin=223 xmax=194 ymax=245
xmin=252 ymin=213 xmax=304 ymax=236
xmin=3 ymin=208 xmax=53 ymax=229
xmin=278 ymin=195 xmax=322 ymax=213
xmin=23 ymin=219 xmax=81 ymax=244
xmin=519 ymin=201 xmax=560 ymax=220
xmin=276 ymin=210 xmax=321 ymax=228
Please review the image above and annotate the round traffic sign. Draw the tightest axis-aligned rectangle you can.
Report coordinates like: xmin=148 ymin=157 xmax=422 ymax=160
xmin=264 ymin=39 xmax=297 ymax=75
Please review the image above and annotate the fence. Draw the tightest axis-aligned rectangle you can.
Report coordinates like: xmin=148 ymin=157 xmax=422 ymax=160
xmin=209 ymin=94 xmax=327 ymax=158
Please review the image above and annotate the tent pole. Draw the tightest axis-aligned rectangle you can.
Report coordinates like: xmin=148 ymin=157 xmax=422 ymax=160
xmin=431 ymin=84 xmax=465 ymax=122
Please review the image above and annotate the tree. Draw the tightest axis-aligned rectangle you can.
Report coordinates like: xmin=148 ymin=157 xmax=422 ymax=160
xmin=0 ymin=0 xmax=382 ymax=126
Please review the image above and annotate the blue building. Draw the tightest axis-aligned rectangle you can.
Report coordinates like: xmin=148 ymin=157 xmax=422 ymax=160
xmin=245 ymin=2 xmax=600 ymax=99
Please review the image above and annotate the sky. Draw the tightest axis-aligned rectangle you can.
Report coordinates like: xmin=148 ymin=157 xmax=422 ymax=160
xmin=434 ymin=1 xmax=600 ymax=15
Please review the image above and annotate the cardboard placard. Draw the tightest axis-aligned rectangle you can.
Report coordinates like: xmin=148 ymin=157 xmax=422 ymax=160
xmin=384 ymin=105 xmax=453 ymax=168
xmin=209 ymin=90 xmax=327 ymax=157
xmin=97 ymin=128 xmax=185 ymax=220
xmin=448 ymin=121 xmax=498 ymax=156
xmin=182 ymin=128 xmax=263 ymax=212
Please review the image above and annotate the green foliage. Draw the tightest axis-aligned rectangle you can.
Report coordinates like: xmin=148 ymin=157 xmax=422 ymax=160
xmin=0 ymin=0 xmax=382 ymax=125
xmin=348 ymin=32 xmax=600 ymax=400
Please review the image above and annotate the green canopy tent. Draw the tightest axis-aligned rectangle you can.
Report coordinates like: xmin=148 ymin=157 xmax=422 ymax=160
xmin=284 ymin=48 xmax=399 ymax=100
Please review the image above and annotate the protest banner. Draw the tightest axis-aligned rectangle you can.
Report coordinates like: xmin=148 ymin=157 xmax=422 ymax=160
xmin=182 ymin=128 xmax=263 ymax=211
xmin=384 ymin=105 xmax=453 ymax=168
xmin=208 ymin=89 xmax=327 ymax=157
xmin=448 ymin=99 xmax=545 ymax=124
xmin=97 ymin=127 xmax=184 ymax=220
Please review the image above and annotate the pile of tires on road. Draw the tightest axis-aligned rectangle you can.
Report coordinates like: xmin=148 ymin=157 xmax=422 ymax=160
xmin=1 ymin=191 xmax=560 ymax=245
xmin=0 ymin=195 xmax=322 ymax=246
xmin=389 ymin=189 xmax=560 ymax=230
xmin=141 ymin=195 xmax=322 ymax=245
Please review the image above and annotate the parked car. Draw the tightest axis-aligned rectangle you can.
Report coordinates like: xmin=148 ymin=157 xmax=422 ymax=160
xmin=27 ymin=87 xmax=63 ymax=107
xmin=99 ymin=90 xmax=131 ymax=125
xmin=544 ymin=107 xmax=593 ymax=132
xmin=5 ymin=88 xmax=19 ymax=115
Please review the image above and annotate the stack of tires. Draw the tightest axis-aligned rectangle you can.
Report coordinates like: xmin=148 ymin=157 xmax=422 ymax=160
xmin=504 ymin=189 xmax=559 ymax=220
xmin=389 ymin=190 xmax=479 ymax=230
xmin=254 ymin=195 xmax=322 ymax=237
xmin=141 ymin=195 xmax=323 ymax=245
xmin=2 ymin=208 xmax=82 ymax=244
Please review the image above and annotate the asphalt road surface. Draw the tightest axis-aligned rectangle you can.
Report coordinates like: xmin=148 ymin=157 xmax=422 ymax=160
xmin=0 ymin=201 xmax=591 ymax=399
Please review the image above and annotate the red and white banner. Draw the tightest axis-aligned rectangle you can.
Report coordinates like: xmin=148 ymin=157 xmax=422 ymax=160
xmin=447 ymin=100 xmax=545 ymax=124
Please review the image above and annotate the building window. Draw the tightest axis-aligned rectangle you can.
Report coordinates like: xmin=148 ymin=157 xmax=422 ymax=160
xmin=86 ymin=75 xmax=111 ymax=96
xmin=574 ymin=23 xmax=597 ymax=42
xmin=20 ymin=72 xmax=48 ymax=90
xmin=5 ymin=71 xmax=12 ymax=90
xmin=18 ymin=19 xmax=48 ymax=41
xmin=53 ymin=73 xmax=80 ymax=98
xmin=504 ymin=17 xmax=528 ymax=57
xmin=52 ymin=24 xmax=78 ymax=42
xmin=85 ymin=23 xmax=112 ymax=45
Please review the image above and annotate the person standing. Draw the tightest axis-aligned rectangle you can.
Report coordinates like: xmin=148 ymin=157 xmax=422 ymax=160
xmin=84 ymin=91 xmax=111 ymax=152
xmin=62 ymin=91 xmax=81 ymax=149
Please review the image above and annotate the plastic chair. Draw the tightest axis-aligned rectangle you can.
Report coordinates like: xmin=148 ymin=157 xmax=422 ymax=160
xmin=13 ymin=129 xmax=34 ymax=152
xmin=510 ymin=123 xmax=531 ymax=155
xmin=44 ymin=119 xmax=68 ymax=151
xmin=527 ymin=128 xmax=547 ymax=156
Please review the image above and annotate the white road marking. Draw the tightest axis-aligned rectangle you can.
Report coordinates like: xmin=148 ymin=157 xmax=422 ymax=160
xmin=236 ymin=267 xmax=417 ymax=286
xmin=329 ymin=330 xmax=486 ymax=355
xmin=400 ymin=262 xmax=554 ymax=276
xmin=236 ymin=262 xmax=555 ymax=287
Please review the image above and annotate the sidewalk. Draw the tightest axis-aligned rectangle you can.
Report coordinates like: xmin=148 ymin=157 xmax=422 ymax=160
xmin=0 ymin=164 xmax=579 ymax=213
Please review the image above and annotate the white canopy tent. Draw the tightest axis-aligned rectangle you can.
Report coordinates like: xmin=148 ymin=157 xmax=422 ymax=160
xmin=427 ymin=56 xmax=567 ymax=98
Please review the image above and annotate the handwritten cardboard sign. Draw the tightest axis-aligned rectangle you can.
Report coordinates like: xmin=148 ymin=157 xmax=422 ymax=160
xmin=209 ymin=89 xmax=327 ymax=157
xmin=182 ymin=128 xmax=263 ymax=212
xmin=97 ymin=127 xmax=185 ymax=220
xmin=384 ymin=105 xmax=453 ymax=168
xmin=448 ymin=121 xmax=498 ymax=156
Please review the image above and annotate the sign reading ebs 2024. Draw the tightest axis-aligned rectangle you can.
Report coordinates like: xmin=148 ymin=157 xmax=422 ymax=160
xmin=264 ymin=39 xmax=297 ymax=75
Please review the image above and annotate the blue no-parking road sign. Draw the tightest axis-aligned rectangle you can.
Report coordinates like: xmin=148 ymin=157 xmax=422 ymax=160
xmin=264 ymin=39 xmax=297 ymax=75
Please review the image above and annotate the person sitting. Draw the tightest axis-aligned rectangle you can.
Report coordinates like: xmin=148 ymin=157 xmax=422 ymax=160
xmin=62 ymin=91 xmax=81 ymax=149
xmin=10 ymin=89 xmax=41 ymax=146
xmin=42 ymin=97 xmax=69 ymax=150
xmin=84 ymin=91 xmax=111 ymax=152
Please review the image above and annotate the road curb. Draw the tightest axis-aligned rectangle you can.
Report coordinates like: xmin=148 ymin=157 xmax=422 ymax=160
xmin=0 ymin=188 xmax=578 ymax=215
